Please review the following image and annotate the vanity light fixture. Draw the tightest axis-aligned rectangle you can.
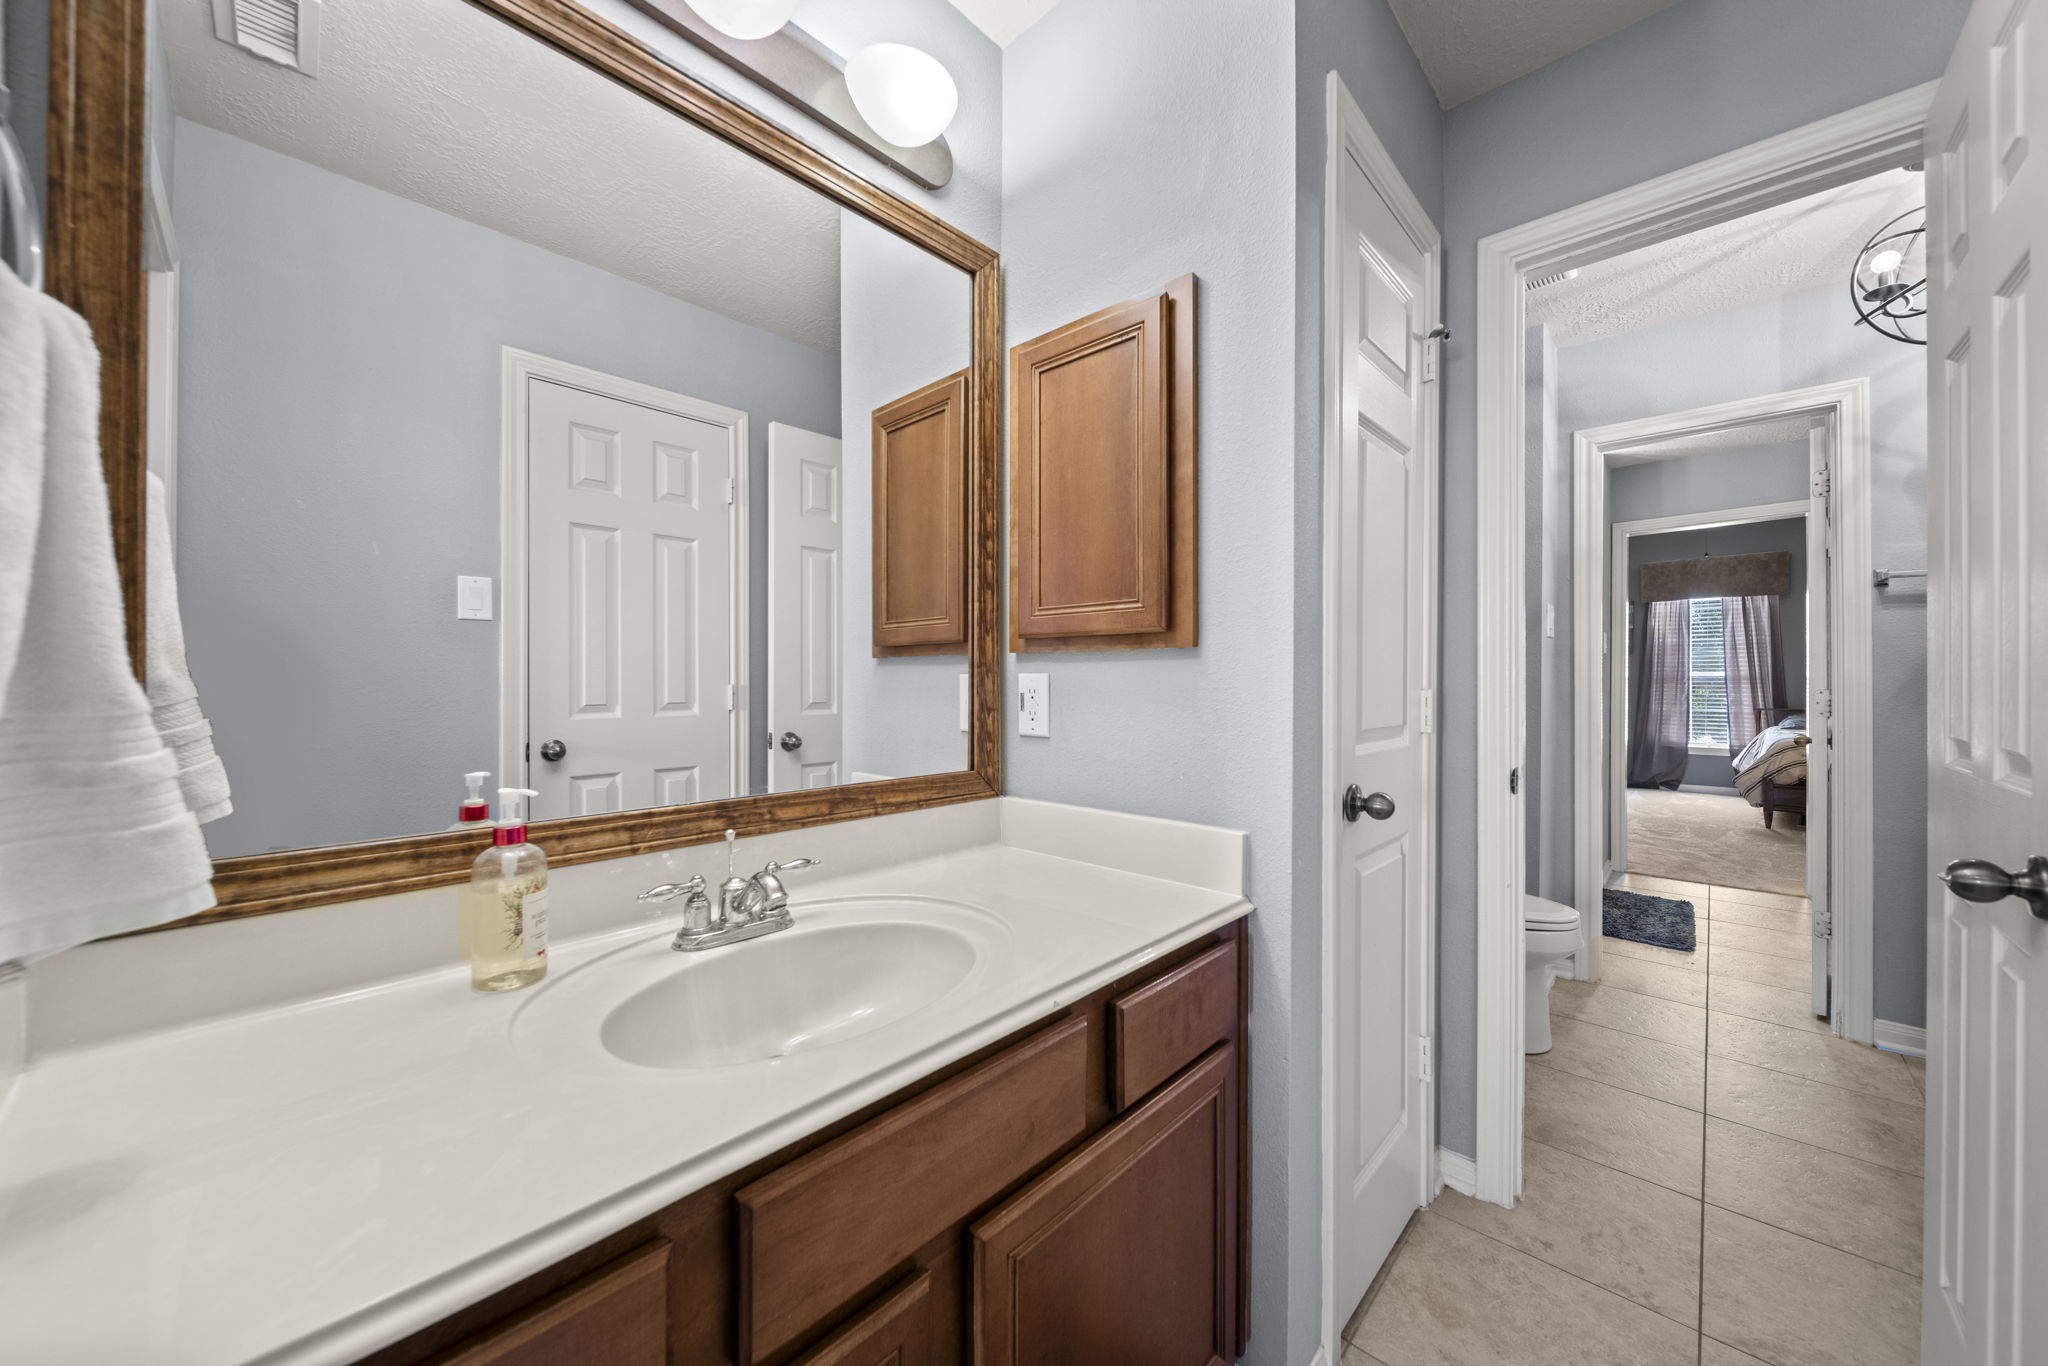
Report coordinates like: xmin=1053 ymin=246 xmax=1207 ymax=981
xmin=844 ymin=43 xmax=960 ymax=148
xmin=688 ymin=0 xmax=802 ymax=41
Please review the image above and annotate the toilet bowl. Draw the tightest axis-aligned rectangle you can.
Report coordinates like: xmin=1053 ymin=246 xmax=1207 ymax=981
xmin=1524 ymin=895 xmax=1582 ymax=1054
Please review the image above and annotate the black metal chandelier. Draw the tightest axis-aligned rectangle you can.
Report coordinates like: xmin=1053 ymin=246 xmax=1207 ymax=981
xmin=1849 ymin=206 xmax=1927 ymax=345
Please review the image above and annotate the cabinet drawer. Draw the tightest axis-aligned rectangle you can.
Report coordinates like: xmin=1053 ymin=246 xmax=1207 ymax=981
xmin=429 ymin=1241 xmax=668 ymax=1366
xmin=790 ymin=1272 xmax=933 ymax=1366
xmin=1110 ymin=939 xmax=1238 ymax=1109
xmin=738 ymin=1018 xmax=1090 ymax=1363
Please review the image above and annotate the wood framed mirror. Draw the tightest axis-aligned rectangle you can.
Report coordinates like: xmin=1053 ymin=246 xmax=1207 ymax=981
xmin=45 ymin=0 xmax=1000 ymax=925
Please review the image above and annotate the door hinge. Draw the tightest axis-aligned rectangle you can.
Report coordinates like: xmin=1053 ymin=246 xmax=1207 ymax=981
xmin=1813 ymin=902 xmax=1833 ymax=939
xmin=725 ymin=684 xmax=737 ymax=712
xmin=1509 ymin=767 xmax=1520 ymax=794
xmin=1418 ymin=688 xmax=1435 ymax=734
xmin=1415 ymin=1035 xmax=1433 ymax=1082
xmin=1811 ymin=463 xmax=1832 ymax=502
xmin=1813 ymin=689 xmax=1833 ymax=721
xmin=726 ymin=476 xmax=736 ymax=505
xmin=1422 ymin=333 xmax=1441 ymax=383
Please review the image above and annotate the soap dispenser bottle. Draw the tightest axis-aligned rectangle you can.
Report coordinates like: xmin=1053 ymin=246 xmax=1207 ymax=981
xmin=449 ymin=771 xmax=492 ymax=830
xmin=460 ymin=787 xmax=549 ymax=992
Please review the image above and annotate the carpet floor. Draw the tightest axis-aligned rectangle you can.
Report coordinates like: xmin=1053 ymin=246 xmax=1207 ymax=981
xmin=1626 ymin=788 xmax=1806 ymax=895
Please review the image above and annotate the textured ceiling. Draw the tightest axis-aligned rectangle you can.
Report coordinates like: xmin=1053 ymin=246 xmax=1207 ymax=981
xmin=1387 ymin=0 xmax=1683 ymax=108
xmin=1531 ymin=168 xmax=1924 ymax=346
xmin=941 ymin=0 xmax=1064 ymax=47
xmin=164 ymin=0 xmax=842 ymax=351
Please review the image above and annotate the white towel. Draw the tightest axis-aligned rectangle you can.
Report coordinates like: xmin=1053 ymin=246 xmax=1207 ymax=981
xmin=0 ymin=262 xmax=215 ymax=963
xmin=145 ymin=472 xmax=232 ymax=823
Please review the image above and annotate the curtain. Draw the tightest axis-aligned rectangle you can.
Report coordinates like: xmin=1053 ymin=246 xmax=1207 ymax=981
xmin=1723 ymin=594 xmax=1786 ymax=753
xmin=1627 ymin=598 xmax=1692 ymax=790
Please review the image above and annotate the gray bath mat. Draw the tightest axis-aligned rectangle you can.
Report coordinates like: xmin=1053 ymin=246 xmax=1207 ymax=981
xmin=1602 ymin=888 xmax=1697 ymax=952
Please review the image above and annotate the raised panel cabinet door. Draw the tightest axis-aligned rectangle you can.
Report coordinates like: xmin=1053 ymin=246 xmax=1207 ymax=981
xmin=872 ymin=371 xmax=969 ymax=653
xmin=1011 ymin=294 xmax=1172 ymax=640
xmin=430 ymin=1242 xmax=668 ymax=1366
xmin=971 ymin=1047 xmax=1237 ymax=1366
xmin=789 ymin=1272 xmax=934 ymax=1366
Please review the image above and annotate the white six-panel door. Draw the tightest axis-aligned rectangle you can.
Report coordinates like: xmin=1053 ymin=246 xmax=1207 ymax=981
xmin=525 ymin=376 xmax=742 ymax=819
xmin=1328 ymin=93 xmax=1438 ymax=1322
xmin=767 ymin=422 xmax=844 ymax=792
xmin=1924 ymin=2 xmax=2048 ymax=1360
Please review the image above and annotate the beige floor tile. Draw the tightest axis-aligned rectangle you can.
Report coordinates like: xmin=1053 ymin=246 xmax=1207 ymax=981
xmin=1712 ymin=920 xmax=1812 ymax=962
xmin=1705 ymin=897 xmax=1812 ymax=934
xmin=1713 ymin=943 xmax=1810 ymax=992
xmin=1710 ymin=1013 xmax=1924 ymax=1106
xmin=1600 ymin=952 xmax=1710 ymax=1007
xmin=1614 ymin=872 xmax=1714 ymax=901
xmin=1535 ymin=1015 xmax=1706 ymax=1109
xmin=1354 ymin=1213 xmax=1699 ymax=1366
xmin=1708 ymin=975 xmax=1830 ymax=1034
xmin=1701 ymin=1207 xmax=1920 ymax=1366
xmin=1899 ymin=1053 xmax=1927 ymax=1099
xmin=1711 ymin=884 xmax=1810 ymax=914
xmin=1600 ymin=934 xmax=1708 ymax=972
xmin=1705 ymin=1116 xmax=1921 ymax=1275
xmin=1526 ymin=1064 xmax=1704 ymax=1195
xmin=1338 ymin=1346 xmax=1390 ymax=1366
xmin=1707 ymin=1056 xmax=1924 ymax=1175
xmin=1701 ymin=1341 xmax=1773 ymax=1366
xmin=1550 ymin=979 xmax=1708 ymax=1050
xmin=1431 ymin=1140 xmax=1702 ymax=1326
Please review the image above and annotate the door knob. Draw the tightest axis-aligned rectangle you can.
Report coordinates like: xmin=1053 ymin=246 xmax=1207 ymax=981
xmin=1342 ymin=785 xmax=1395 ymax=822
xmin=778 ymin=731 xmax=803 ymax=752
xmin=1940 ymin=855 xmax=2048 ymax=919
xmin=538 ymin=739 xmax=567 ymax=762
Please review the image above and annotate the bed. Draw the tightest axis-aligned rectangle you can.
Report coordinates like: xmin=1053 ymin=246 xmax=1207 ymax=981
xmin=1733 ymin=707 xmax=1810 ymax=829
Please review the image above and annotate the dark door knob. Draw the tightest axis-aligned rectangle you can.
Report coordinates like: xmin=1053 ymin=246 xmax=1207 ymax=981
xmin=1940 ymin=856 xmax=2048 ymax=918
xmin=778 ymin=731 xmax=803 ymax=752
xmin=1342 ymin=785 xmax=1395 ymax=822
xmin=538 ymin=739 xmax=566 ymax=762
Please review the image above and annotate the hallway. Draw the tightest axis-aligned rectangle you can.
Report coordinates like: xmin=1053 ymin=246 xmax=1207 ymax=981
xmin=1347 ymin=873 xmax=1925 ymax=1366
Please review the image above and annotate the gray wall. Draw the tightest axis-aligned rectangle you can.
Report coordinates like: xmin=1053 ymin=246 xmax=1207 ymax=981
xmin=1626 ymin=517 xmax=1810 ymax=791
xmin=1435 ymin=0 xmax=1965 ymax=1155
xmin=838 ymin=210 xmax=971 ymax=783
xmin=174 ymin=119 xmax=841 ymax=856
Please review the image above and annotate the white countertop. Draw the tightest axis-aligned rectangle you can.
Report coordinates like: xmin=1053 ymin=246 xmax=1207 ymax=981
xmin=0 ymin=800 xmax=1250 ymax=1366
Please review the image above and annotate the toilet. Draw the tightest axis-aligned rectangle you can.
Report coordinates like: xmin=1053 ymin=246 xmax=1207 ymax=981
xmin=1524 ymin=895 xmax=1583 ymax=1054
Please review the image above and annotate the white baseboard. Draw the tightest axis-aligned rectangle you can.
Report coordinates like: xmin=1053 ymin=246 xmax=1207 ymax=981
xmin=1872 ymin=1019 xmax=1927 ymax=1057
xmin=1436 ymin=1147 xmax=1478 ymax=1196
xmin=1678 ymin=783 xmax=1740 ymax=795
xmin=1306 ymin=1351 xmax=1331 ymax=1366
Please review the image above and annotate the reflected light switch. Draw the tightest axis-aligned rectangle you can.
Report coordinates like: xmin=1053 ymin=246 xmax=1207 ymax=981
xmin=457 ymin=575 xmax=493 ymax=621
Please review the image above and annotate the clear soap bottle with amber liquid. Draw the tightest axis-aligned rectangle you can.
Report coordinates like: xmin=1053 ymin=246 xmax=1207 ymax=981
xmin=459 ymin=787 xmax=549 ymax=992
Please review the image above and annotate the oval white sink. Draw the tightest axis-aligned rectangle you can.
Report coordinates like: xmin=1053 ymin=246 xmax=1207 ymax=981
xmin=597 ymin=919 xmax=980 ymax=1070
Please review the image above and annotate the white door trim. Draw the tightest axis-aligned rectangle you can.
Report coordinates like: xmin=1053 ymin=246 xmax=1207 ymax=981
xmin=1471 ymin=82 xmax=1932 ymax=1206
xmin=498 ymin=347 xmax=751 ymax=798
xmin=1319 ymin=69 xmax=1440 ymax=1361
xmin=1594 ymin=494 xmax=1812 ymax=905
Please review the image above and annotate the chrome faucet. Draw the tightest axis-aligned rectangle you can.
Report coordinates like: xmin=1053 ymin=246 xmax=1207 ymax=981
xmin=637 ymin=829 xmax=820 ymax=952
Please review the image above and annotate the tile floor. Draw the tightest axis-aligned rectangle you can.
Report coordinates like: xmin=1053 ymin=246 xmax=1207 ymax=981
xmin=1347 ymin=875 xmax=1926 ymax=1366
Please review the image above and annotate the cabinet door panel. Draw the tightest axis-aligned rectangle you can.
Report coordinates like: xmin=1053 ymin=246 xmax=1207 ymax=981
xmin=431 ymin=1242 xmax=667 ymax=1366
xmin=971 ymin=1047 xmax=1236 ymax=1366
xmin=791 ymin=1271 xmax=934 ymax=1366
xmin=872 ymin=371 xmax=968 ymax=654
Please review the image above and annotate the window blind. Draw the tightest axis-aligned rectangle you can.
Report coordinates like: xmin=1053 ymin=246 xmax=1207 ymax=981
xmin=1688 ymin=597 xmax=1729 ymax=746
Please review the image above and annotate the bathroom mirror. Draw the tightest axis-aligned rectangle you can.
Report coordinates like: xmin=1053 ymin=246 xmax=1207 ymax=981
xmin=52 ymin=0 xmax=999 ymax=919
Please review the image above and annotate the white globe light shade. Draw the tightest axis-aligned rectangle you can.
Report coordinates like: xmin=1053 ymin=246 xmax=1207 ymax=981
xmin=844 ymin=43 xmax=959 ymax=147
xmin=690 ymin=0 xmax=801 ymax=40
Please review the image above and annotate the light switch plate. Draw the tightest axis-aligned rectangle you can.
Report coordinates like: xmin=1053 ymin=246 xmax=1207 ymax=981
xmin=959 ymin=673 xmax=970 ymax=732
xmin=1018 ymin=673 xmax=1050 ymax=737
xmin=456 ymin=575 xmax=493 ymax=621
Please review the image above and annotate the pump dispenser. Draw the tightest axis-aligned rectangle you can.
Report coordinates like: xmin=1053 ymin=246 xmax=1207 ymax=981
xmin=450 ymin=771 xmax=492 ymax=829
xmin=459 ymin=787 xmax=549 ymax=991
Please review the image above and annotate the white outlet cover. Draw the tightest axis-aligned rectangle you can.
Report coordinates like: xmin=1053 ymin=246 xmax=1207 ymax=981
xmin=456 ymin=575 xmax=493 ymax=621
xmin=1018 ymin=672 xmax=1049 ymax=737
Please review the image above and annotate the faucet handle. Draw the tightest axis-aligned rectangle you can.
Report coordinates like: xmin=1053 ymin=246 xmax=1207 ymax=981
xmin=766 ymin=857 xmax=820 ymax=874
xmin=638 ymin=873 xmax=707 ymax=902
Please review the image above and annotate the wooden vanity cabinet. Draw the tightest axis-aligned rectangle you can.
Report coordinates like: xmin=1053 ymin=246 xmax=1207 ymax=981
xmin=361 ymin=921 xmax=1248 ymax=1366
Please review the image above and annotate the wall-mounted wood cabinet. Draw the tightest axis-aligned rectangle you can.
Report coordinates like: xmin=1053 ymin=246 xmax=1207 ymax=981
xmin=1010 ymin=276 xmax=1197 ymax=652
xmin=872 ymin=371 xmax=969 ymax=656
xmin=361 ymin=923 xmax=1248 ymax=1366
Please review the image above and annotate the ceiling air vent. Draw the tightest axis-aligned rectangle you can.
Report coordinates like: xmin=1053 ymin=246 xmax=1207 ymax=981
xmin=1525 ymin=268 xmax=1580 ymax=291
xmin=211 ymin=0 xmax=321 ymax=76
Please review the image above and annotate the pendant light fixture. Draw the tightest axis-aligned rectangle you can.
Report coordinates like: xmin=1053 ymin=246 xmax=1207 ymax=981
xmin=1849 ymin=206 xmax=1928 ymax=346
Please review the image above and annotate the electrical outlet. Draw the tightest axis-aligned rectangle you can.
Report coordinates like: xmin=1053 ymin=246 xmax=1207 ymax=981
xmin=959 ymin=673 xmax=969 ymax=732
xmin=1017 ymin=673 xmax=1050 ymax=737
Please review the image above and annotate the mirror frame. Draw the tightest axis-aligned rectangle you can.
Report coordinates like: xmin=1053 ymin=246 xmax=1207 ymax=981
xmin=49 ymin=0 xmax=1002 ymax=924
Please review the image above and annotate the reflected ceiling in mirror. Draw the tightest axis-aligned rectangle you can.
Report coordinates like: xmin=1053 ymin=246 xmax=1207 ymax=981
xmin=151 ymin=0 xmax=974 ymax=860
